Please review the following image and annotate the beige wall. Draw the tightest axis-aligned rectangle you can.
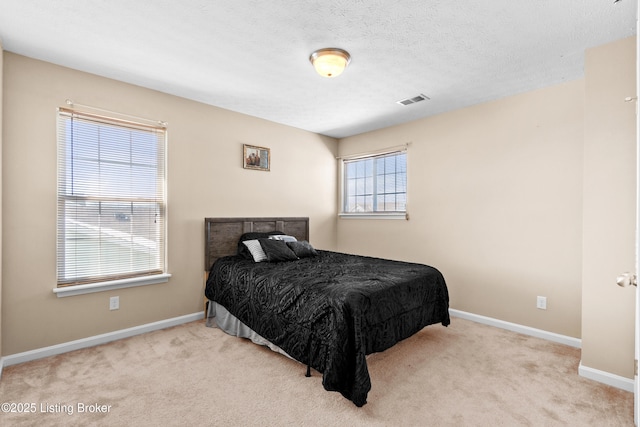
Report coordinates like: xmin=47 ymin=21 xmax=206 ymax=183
xmin=0 ymin=41 xmax=4 ymax=362
xmin=337 ymin=36 xmax=637 ymax=378
xmin=338 ymin=79 xmax=585 ymax=338
xmin=1 ymin=52 xmax=338 ymax=355
xmin=582 ymin=37 xmax=636 ymax=378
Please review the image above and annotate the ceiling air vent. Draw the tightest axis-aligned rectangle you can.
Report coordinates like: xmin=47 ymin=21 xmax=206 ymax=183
xmin=396 ymin=94 xmax=430 ymax=106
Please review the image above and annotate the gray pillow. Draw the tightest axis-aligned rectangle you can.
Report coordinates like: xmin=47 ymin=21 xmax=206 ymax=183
xmin=286 ymin=240 xmax=318 ymax=258
xmin=259 ymin=238 xmax=299 ymax=262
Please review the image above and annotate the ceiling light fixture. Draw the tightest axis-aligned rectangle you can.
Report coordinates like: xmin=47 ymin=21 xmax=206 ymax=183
xmin=309 ymin=48 xmax=351 ymax=78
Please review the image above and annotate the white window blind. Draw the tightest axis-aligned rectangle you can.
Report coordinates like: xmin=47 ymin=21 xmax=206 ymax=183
xmin=56 ymin=108 xmax=167 ymax=287
xmin=343 ymin=151 xmax=407 ymax=214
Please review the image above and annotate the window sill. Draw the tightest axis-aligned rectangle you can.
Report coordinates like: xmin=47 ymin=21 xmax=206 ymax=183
xmin=339 ymin=212 xmax=408 ymax=220
xmin=53 ymin=273 xmax=172 ymax=298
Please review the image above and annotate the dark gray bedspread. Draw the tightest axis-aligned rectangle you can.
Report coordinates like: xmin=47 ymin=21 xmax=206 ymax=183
xmin=205 ymin=250 xmax=450 ymax=406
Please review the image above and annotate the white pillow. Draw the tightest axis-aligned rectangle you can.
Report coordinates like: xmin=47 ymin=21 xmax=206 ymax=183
xmin=242 ymin=239 xmax=267 ymax=262
xmin=268 ymin=235 xmax=298 ymax=243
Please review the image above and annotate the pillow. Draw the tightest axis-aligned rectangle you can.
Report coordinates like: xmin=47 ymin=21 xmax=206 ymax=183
xmin=268 ymin=234 xmax=298 ymax=243
xmin=259 ymin=238 xmax=299 ymax=262
xmin=242 ymin=239 xmax=267 ymax=262
xmin=237 ymin=231 xmax=285 ymax=259
xmin=286 ymin=240 xmax=318 ymax=258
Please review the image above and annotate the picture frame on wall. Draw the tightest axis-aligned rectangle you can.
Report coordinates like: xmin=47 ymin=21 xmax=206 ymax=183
xmin=243 ymin=144 xmax=270 ymax=171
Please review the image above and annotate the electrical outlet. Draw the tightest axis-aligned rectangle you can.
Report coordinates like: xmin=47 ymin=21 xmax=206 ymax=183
xmin=109 ymin=296 xmax=120 ymax=311
xmin=536 ymin=296 xmax=547 ymax=310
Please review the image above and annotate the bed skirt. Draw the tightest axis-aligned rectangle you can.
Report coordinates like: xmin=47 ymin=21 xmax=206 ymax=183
xmin=206 ymin=300 xmax=293 ymax=359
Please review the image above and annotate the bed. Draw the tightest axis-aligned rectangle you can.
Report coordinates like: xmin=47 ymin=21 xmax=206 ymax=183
xmin=204 ymin=217 xmax=450 ymax=407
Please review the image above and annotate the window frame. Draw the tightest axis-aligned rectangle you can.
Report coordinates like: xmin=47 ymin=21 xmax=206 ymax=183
xmin=54 ymin=107 xmax=170 ymax=297
xmin=339 ymin=149 xmax=408 ymax=220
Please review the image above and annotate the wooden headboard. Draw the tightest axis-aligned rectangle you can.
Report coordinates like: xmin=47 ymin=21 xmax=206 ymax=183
xmin=204 ymin=217 xmax=309 ymax=270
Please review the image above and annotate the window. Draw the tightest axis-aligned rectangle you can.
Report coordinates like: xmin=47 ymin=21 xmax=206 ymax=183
xmin=56 ymin=108 xmax=167 ymax=288
xmin=342 ymin=151 xmax=407 ymax=216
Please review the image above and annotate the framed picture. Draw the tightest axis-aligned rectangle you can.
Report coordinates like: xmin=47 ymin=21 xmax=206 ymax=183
xmin=243 ymin=144 xmax=270 ymax=171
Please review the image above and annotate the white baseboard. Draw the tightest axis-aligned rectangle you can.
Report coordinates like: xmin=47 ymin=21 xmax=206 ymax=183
xmin=2 ymin=309 xmax=633 ymax=394
xmin=449 ymin=309 xmax=582 ymax=348
xmin=0 ymin=312 xmax=204 ymax=371
xmin=449 ymin=309 xmax=635 ymax=392
xmin=579 ymin=362 xmax=635 ymax=392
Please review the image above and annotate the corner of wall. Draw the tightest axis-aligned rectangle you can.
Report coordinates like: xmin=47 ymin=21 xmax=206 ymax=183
xmin=582 ymin=35 xmax=637 ymax=379
xmin=0 ymin=39 xmax=5 ymax=370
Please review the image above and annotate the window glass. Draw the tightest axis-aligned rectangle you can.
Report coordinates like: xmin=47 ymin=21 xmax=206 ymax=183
xmin=57 ymin=110 xmax=166 ymax=286
xmin=343 ymin=151 xmax=407 ymax=214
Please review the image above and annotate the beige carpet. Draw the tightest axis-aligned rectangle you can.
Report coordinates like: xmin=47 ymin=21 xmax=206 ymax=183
xmin=0 ymin=317 xmax=633 ymax=426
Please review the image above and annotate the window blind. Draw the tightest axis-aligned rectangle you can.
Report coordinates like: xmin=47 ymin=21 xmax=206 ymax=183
xmin=56 ymin=108 xmax=167 ymax=286
xmin=343 ymin=151 xmax=407 ymax=213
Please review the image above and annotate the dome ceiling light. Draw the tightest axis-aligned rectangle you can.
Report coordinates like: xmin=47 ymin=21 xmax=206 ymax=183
xmin=309 ymin=48 xmax=351 ymax=78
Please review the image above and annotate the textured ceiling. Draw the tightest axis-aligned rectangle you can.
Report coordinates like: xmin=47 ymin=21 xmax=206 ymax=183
xmin=0 ymin=1 xmax=637 ymax=138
